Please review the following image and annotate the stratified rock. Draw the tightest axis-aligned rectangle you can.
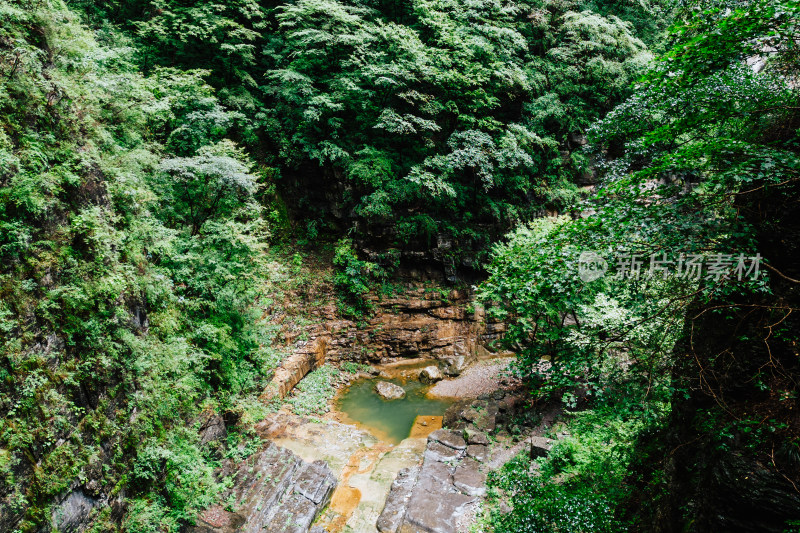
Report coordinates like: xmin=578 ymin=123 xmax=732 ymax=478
xmin=292 ymin=460 xmax=337 ymax=505
xmin=377 ymin=466 xmax=420 ymax=533
xmin=424 ymin=441 xmax=461 ymax=463
xmin=260 ymin=337 xmax=328 ymax=401
xmin=375 ymin=381 xmax=406 ymax=400
xmin=453 ymin=458 xmax=486 ymax=497
xmin=401 ymin=459 xmax=474 ymax=533
xmin=191 ymin=442 xmax=336 ymax=533
xmin=428 ymin=429 xmax=466 ymax=450
xmin=383 ymin=425 xmax=489 ymax=533
xmin=265 ymin=490 xmax=319 ymax=533
xmin=418 ymin=365 xmax=443 ymax=384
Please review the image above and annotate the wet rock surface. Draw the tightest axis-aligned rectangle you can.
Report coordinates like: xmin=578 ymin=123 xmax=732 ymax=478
xmin=51 ymin=490 xmax=99 ymax=533
xmin=191 ymin=442 xmax=336 ymax=533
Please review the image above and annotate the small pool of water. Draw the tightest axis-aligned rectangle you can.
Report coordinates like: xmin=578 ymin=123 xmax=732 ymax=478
xmin=335 ymin=378 xmax=455 ymax=444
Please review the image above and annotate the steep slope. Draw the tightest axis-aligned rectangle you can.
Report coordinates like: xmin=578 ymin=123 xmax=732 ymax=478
xmin=0 ymin=1 xmax=277 ymax=529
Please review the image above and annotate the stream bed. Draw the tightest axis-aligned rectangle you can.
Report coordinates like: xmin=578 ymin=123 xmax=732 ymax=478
xmin=335 ymin=378 xmax=455 ymax=444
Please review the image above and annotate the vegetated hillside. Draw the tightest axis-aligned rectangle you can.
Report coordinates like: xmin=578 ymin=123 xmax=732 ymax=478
xmin=0 ymin=1 xmax=288 ymax=529
xmin=69 ymin=0 xmax=666 ymax=271
xmin=478 ymin=1 xmax=800 ymax=531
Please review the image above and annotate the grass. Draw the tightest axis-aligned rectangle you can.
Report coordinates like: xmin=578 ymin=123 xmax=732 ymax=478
xmin=285 ymin=364 xmax=341 ymax=417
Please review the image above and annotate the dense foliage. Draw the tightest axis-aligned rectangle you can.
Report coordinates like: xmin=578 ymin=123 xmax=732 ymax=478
xmin=0 ymin=1 xmax=285 ymax=529
xmin=70 ymin=0 xmax=665 ymax=266
xmin=479 ymin=0 xmax=800 ymax=530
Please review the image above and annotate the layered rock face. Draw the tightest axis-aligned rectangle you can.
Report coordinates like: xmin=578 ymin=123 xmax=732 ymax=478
xmin=191 ymin=442 xmax=336 ymax=533
xmin=376 ymin=429 xmax=488 ymax=533
xmin=263 ymin=286 xmax=505 ymax=400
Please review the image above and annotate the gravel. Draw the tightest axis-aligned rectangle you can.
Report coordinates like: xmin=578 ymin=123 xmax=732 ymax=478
xmin=427 ymin=357 xmax=515 ymax=399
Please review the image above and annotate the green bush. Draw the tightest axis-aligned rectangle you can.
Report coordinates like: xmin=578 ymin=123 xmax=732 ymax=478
xmin=332 ymin=238 xmax=386 ymax=317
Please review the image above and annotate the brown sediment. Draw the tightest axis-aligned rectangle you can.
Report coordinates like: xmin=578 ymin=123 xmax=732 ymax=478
xmin=324 ymin=486 xmax=361 ymax=532
xmin=408 ymin=415 xmax=443 ymax=439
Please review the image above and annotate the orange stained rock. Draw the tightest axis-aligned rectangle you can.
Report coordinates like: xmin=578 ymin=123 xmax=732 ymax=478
xmin=320 ymin=441 xmax=392 ymax=532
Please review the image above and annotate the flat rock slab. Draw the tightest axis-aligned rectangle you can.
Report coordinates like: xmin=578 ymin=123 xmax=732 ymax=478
xmin=380 ymin=424 xmax=488 ymax=533
xmin=428 ymin=429 xmax=466 ymax=450
xmin=466 ymin=444 xmax=488 ymax=462
xmin=401 ymin=486 xmax=475 ymax=533
xmin=424 ymin=441 xmax=462 ymax=463
xmin=292 ymin=460 xmax=337 ymax=505
xmin=453 ymin=459 xmax=486 ymax=497
xmin=377 ymin=466 xmax=420 ymax=533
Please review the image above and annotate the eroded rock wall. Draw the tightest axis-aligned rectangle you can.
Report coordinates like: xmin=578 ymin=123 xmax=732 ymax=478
xmin=263 ymin=285 xmax=506 ymax=400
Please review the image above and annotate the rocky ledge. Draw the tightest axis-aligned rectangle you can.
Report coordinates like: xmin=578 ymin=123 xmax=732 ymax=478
xmin=261 ymin=285 xmax=507 ymax=402
xmin=190 ymin=442 xmax=336 ymax=533
xmin=376 ymin=428 xmax=489 ymax=533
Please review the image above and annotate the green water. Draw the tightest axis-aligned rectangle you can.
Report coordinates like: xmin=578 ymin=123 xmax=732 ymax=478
xmin=335 ymin=378 xmax=455 ymax=444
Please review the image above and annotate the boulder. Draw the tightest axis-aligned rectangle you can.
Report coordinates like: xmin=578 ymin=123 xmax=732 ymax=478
xmin=199 ymin=413 xmax=227 ymax=445
xmin=463 ymin=428 xmax=489 ymax=446
xmin=418 ymin=365 xmax=443 ymax=384
xmin=529 ymin=436 xmax=555 ymax=458
xmin=375 ymin=381 xmax=406 ymax=400
xmin=441 ymin=355 xmax=469 ymax=376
